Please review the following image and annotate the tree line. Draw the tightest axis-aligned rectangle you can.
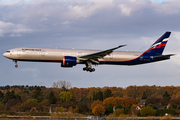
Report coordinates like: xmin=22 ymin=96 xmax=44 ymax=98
xmin=1 ymin=82 xmax=180 ymax=117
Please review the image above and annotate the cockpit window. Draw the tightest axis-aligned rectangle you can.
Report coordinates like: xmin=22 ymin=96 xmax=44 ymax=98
xmin=6 ymin=51 xmax=10 ymax=53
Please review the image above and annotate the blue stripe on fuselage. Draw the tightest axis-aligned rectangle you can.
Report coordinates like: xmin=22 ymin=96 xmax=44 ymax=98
xmin=99 ymin=56 xmax=170 ymax=65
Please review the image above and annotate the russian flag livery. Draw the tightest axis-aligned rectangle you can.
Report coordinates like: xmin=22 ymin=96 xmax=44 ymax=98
xmin=143 ymin=32 xmax=171 ymax=56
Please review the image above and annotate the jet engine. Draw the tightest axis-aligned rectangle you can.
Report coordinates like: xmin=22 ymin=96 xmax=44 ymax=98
xmin=61 ymin=56 xmax=79 ymax=67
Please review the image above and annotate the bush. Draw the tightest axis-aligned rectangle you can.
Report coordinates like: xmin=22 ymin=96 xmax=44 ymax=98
xmin=107 ymin=104 xmax=113 ymax=114
xmin=106 ymin=113 xmax=116 ymax=119
xmin=160 ymin=114 xmax=172 ymax=120
xmin=116 ymin=103 xmax=123 ymax=109
xmin=51 ymin=112 xmax=83 ymax=117
xmin=1 ymin=114 xmax=7 ymax=118
xmin=124 ymin=103 xmax=132 ymax=114
xmin=140 ymin=106 xmax=157 ymax=116
xmin=114 ymin=109 xmax=123 ymax=117
xmin=118 ymin=114 xmax=127 ymax=119
xmin=58 ymin=107 xmax=65 ymax=112
xmin=157 ymin=109 xmax=176 ymax=116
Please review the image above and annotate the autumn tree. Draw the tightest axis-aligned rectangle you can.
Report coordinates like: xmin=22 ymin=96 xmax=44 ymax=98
xmin=112 ymin=97 xmax=124 ymax=106
xmin=37 ymin=100 xmax=50 ymax=112
xmin=116 ymin=103 xmax=123 ymax=109
xmin=20 ymin=99 xmax=38 ymax=112
xmin=163 ymin=91 xmax=171 ymax=99
xmin=4 ymin=90 xmax=14 ymax=103
xmin=52 ymin=80 xmax=71 ymax=91
xmin=59 ymin=91 xmax=72 ymax=102
xmin=103 ymin=97 xmax=114 ymax=106
xmin=92 ymin=104 xmax=105 ymax=116
xmin=141 ymin=91 xmax=147 ymax=99
xmin=107 ymin=104 xmax=113 ymax=114
xmin=5 ymin=99 xmax=21 ymax=111
xmin=0 ymin=101 xmax=4 ymax=111
xmin=32 ymin=86 xmax=43 ymax=102
xmin=103 ymin=89 xmax=112 ymax=99
xmin=91 ymin=100 xmax=103 ymax=110
xmin=20 ymin=91 xmax=30 ymax=103
xmin=124 ymin=85 xmax=156 ymax=99
xmin=86 ymin=87 xmax=98 ymax=99
xmin=4 ymin=90 xmax=20 ymax=103
xmin=47 ymin=91 xmax=57 ymax=104
xmin=123 ymin=97 xmax=138 ymax=108
xmin=0 ymin=91 xmax=4 ymax=101
xmin=146 ymin=96 xmax=161 ymax=105
xmin=124 ymin=86 xmax=137 ymax=98
xmin=113 ymin=91 xmax=123 ymax=97
xmin=68 ymin=106 xmax=73 ymax=112
xmin=73 ymin=105 xmax=79 ymax=113
xmin=93 ymin=91 xmax=103 ymax=101
xmin=170 ymin=96 xmax=180 ymax=108
xmin=124 ymin=103 xmax=133 ymax=114
xmin=93 ymin=92 xmax=97 ymax=100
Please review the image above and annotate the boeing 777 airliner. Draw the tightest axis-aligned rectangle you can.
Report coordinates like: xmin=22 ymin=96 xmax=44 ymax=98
xmin=3 ymin=32 xmax=174 ymax=72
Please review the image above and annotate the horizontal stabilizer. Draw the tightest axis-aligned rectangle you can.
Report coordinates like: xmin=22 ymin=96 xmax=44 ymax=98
xmin=152 ymin=54 xmax=175 ymax=59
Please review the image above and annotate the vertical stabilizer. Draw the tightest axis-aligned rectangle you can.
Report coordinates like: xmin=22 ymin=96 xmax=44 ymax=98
xmin=143 ymin=31 xmax=171 ymax=56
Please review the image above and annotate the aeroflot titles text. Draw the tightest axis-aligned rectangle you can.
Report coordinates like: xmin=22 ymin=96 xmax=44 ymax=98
xmin=22 ymin=49 xmax=41 ymax=51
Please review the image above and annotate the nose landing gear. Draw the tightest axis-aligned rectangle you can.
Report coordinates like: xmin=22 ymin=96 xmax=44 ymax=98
xmin=13 ymin=60 xmax=18 ymax=68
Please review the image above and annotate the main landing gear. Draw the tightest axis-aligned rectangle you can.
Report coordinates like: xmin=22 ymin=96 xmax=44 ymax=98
xmin=83 ymin=67 xmax=95 ymax=72
xmin=83 ymin=61 xmax=95 ymax=72
xmin=13 ymin=60 xmax=18 ymax=68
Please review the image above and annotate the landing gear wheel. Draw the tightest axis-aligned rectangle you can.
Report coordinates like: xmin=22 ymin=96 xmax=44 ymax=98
xmin=13 ymin=60 xmax=18 ymax=68
xmin=83 ymin=61 xmax=96 ymax=72
xmin=83 ymin=67 xmax=88 ymax=71
xmin=83 ymin=67 xmax=95 ymax=72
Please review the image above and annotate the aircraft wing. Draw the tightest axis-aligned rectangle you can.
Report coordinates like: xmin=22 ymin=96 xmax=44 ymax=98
xmin=79 ymin=45 xmax=127 ymax=62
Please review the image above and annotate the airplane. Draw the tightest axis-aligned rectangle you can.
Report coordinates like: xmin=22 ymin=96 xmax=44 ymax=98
xmin=3 ymin=31 xmax=175 ymax=72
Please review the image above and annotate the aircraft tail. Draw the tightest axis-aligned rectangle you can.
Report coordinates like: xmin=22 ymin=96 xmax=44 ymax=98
xmin=143 ymin=31 xmax=171 ymax=56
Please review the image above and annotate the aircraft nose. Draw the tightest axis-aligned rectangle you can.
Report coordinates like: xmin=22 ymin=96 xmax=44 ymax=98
xmin=3 ymin=52 xmax=7 ymax=57
xmin=3 ymin=52 xmax=9 ymax=58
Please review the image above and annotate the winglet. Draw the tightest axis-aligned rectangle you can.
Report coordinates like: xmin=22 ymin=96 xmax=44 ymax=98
xmin=119 ymin=44 xmax=127 ymax=47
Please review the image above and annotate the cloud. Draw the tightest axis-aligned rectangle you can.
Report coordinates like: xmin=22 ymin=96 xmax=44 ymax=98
xmin=1 ymin=0 xmax=180 ymax=37
xmin=61 ymin=20 xmax=76 ymax=25
xmin=0 ymin=0 xmax=24 ymax=6
xmin=0 ymin=21 xmax=33 ymax=37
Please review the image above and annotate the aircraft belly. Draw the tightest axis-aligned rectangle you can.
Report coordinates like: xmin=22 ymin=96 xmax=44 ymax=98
xmin=17 ymin=52 xmax=64 ymax=62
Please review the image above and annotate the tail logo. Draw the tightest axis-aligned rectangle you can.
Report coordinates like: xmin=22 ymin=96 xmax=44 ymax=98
xmin=150 ymin=38 xmax=169 ymax=49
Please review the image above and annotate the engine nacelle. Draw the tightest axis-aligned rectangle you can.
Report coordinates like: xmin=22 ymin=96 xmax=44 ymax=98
xmin=61 ymin=56 xmax=78 ymax=67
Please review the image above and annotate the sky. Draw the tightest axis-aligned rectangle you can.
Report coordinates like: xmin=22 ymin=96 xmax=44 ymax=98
xmin=1 ymin=0 xmax=180 ymax=88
